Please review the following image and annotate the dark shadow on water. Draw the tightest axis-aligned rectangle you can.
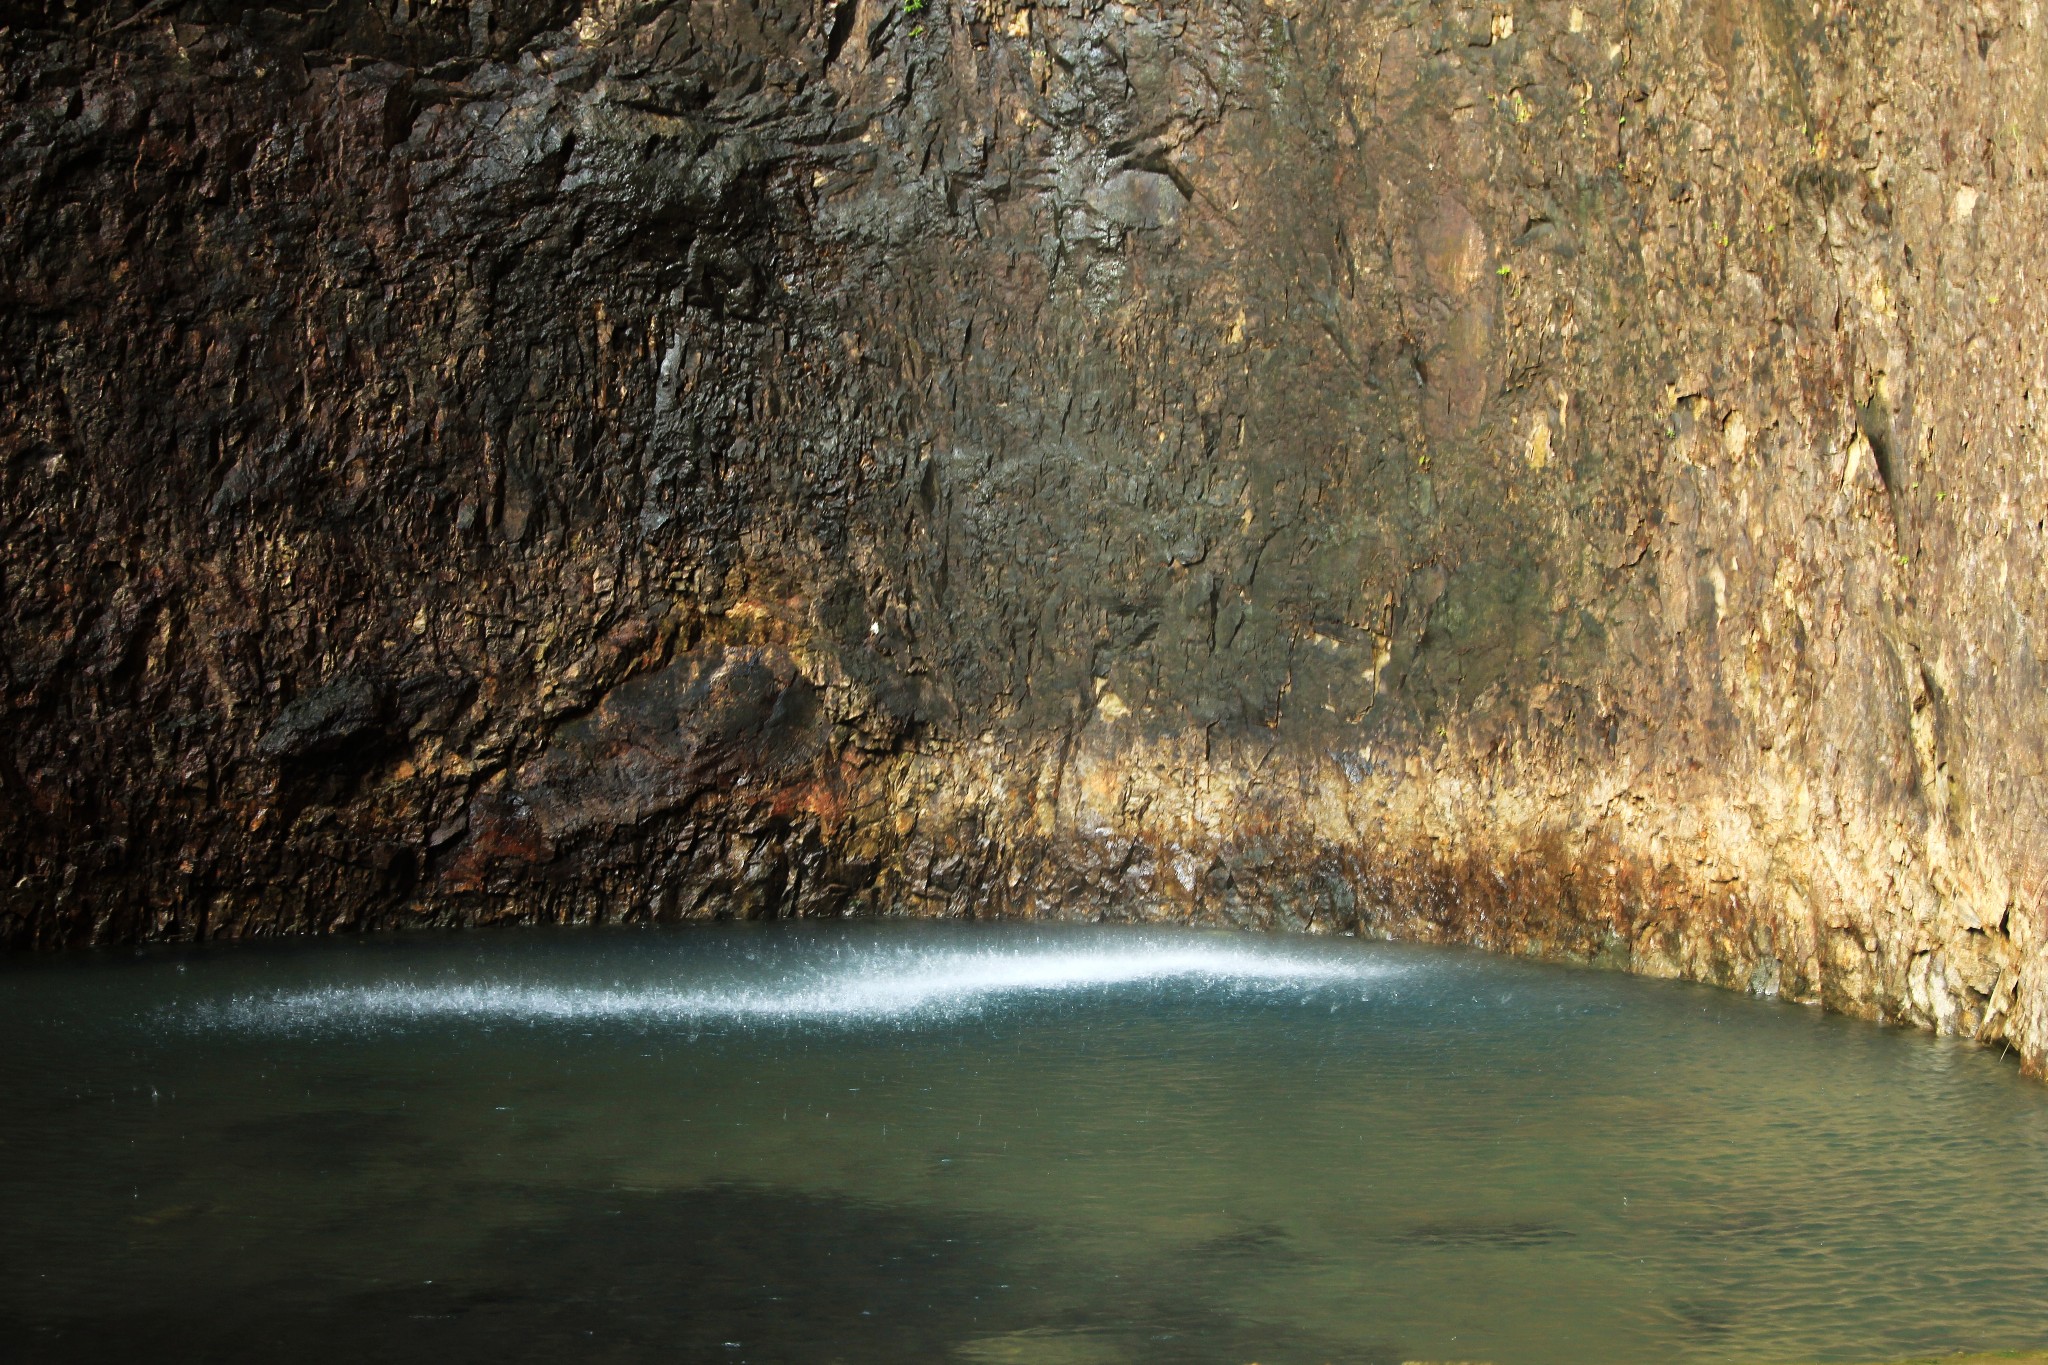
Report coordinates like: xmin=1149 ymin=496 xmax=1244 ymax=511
xmin=5 ymin=1181 xmax=1398 ymax=1364
xmin=10 ymin=1182 xmax=1022 ymax=1363
xmin=217 ymin=1109 xmax=431 ymax=1176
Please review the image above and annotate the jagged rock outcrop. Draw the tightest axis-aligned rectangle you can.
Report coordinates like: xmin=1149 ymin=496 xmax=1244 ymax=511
xmin=5 ymin=0 xmax=2047 ymax=1068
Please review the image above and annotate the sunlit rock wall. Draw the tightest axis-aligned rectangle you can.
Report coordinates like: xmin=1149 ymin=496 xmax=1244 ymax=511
xmin=6 ymin=0 xmax=2048 ymax=1068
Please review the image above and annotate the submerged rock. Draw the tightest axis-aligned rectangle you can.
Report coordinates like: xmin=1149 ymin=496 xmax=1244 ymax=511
xmin=3 ymin=0 xmax=2048 ymax=1072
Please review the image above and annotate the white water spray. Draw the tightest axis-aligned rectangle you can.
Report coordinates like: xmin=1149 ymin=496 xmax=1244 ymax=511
xmin=178 ymin=931 xmax=1397 ymax=1033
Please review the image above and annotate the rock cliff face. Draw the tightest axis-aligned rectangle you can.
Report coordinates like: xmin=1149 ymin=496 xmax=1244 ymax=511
xmin=6 ymin=0 xmax=2048 ymax=1065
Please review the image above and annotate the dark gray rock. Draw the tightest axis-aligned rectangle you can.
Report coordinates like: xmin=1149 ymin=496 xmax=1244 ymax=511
xmin=257 ymin=676 xmax=387 ymax=762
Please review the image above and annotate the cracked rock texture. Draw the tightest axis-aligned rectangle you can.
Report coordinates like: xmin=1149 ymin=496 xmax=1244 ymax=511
xmin=6 ymin=0 xmax=2048 ymax=1067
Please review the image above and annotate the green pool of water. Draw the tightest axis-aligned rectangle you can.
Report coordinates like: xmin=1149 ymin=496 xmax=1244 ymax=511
xmin=4 ymin=923 xmax=2046 ymax=1364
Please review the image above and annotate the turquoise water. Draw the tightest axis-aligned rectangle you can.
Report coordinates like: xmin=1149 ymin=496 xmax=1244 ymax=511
xmin=3 ymin=923 xmax=2047 ymax=1364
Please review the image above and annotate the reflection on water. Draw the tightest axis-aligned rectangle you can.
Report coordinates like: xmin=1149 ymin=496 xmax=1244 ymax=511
xmin=3 ymin=923 xmax=2047 ymax=1365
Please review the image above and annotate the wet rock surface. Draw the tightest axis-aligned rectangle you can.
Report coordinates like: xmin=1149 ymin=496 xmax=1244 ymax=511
xmin=4 ymin=0 xmax=2047 ymax=1067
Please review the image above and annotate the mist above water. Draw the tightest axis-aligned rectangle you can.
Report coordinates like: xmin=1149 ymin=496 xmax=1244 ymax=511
xmin=177 ymin=928 xmax=1395 ymax=1033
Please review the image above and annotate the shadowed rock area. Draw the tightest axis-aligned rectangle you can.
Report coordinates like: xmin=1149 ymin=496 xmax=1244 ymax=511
xmin=4 ymin=0 xmax=2047 ymax=1067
